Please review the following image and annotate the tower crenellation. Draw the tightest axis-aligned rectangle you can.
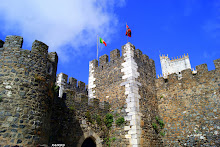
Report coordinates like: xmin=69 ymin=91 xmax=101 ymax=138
xmin=55 ymin=72 xmax=87 ymax=98
xmin=0 ymin=35 xmax=58 ymax=146
xmin=3 ymin=35 xmax=23 ymax=48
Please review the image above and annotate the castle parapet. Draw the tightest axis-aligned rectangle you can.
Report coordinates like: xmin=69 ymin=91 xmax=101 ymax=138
xmin=135 ymin=49 xmax=142 ymax=58
xmin=156 ymin=77 xmax=165 ymax=88
xmin=196 ymin=63 xmax=208 ymax=75
xmin=48 ymin=52 xmax=58 ymax=63
xmin=214 ymin=59 xmax=220 ymax=69
xmin=0 ymin=40 xmax=4 ymax=48
xmin=78 ymin=81 xmax=85 ymax=91
xmin=156 ymin=58 xmax=220 ymax=90
xmin=99 ymin=54 xmax=109 ymax=66
xmin=3 ymin=35 xmax=23 ymax=48
xmin=69 ymin=77 xmax=77 ymax=87
xmin=56 ymin=73 xmax=87 ymax=97
xmin=110 ymin=49 xmax=120 ymax=62
xmin=149 ymin=59 xmax=155 ymax=67
xmin=181 ymin=69 xmax=193 ymax=79
xmin=31 ymin=40 xmax=49 ymax=58
xmin=90 ymin=59 xmax=98 ymax=68
xmin=168 ymin=73 xmax=178 ymax=83
xmin=142 ymin=54 xmax=149 ymax=63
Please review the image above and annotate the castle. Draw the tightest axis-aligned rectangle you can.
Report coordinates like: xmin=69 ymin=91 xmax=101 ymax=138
xmin=0 ymin=35 xmax=219 ymax=147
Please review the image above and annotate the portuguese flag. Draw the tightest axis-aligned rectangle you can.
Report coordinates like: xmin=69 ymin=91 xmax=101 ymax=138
xmin=100 ymin=37 xmax=107 ymax=46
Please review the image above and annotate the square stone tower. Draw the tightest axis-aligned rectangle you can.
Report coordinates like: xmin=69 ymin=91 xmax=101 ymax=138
xmin=88 ymin=42 xmax=162 ymax=146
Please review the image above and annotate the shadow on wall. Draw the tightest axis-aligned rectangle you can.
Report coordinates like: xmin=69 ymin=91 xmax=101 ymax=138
xmin=49 ymin=95 xmax=84 ymax=147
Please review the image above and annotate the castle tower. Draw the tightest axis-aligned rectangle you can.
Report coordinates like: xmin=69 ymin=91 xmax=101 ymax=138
xmin=160 ymin=54 xmax=191 ymax=78
xmin=0 ymin=35 xmax=58 ymax=146
xmin=88 ymin=42 xmax=162 ymax=146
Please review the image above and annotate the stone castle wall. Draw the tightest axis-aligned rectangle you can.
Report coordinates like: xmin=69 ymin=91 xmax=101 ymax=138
xmin=133 ymin=48 xmax=163 ymax=146
xmin=0 ymin=36 xmax=58 ymax=146
xmin=50 ymin=74 xmax=110 ymax=147
xmin=88 ymin=43 xmax=162 ymax=146
xmin=0 ymin=35 xmax=219 ymax=147
xmin=156 ymin=59 xmax=220 ymax=146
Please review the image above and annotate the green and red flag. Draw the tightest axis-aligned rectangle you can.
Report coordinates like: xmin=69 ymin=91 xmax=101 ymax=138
xmin=99 ymin=37 xmax=107 ymax=46
xmin=126 ymin=24 xmax=131 ymax=37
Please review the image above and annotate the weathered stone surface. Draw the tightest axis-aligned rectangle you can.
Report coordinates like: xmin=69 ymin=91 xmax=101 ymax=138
xmin=0 ymin=35 xmax=58 ymax=146
xmin=0 ymin=35 xmax=219 ymax=147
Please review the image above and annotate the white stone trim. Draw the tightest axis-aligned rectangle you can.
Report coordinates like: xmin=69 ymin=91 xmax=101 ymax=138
xmin=56 ymin=73 xmax=67 ymax=98
xmin=121 ymin=43 xmax=142 ymax=146
xmin=88 ymin=61 xmax=96 ymax=101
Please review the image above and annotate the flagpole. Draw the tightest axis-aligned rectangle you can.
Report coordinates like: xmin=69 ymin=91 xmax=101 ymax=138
xmin=126 ymin=22 xmax=128 ymax=43
xmin=97 ymin=34 xmax=98 ymax=60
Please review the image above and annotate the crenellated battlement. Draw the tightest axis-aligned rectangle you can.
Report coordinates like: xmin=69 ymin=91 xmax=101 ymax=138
xmin=56 ymin=72 xmax=87 ymax=98
xmin=89 ymin=43 xmax=152 ymax=71
xmin=31 ymin=40 xmax=49 ymax=58
xmin=3 ymin=35 xmax=23 ymax=48
xmin=156 ymin=58 xmax=220 ymax=89
xmin=0 ymin=35 xmax=59 ymax=146
xmin=0 ymin=35 xmax=56 ymax=60
xmin=160 ymin=53 xmax=189 ymax=60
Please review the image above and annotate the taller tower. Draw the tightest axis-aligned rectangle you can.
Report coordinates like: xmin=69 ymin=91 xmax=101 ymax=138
xmin=88 ymin=42 xmax=162 ymax=146
xmin=160 ymin=54 xmax=191 ymax=78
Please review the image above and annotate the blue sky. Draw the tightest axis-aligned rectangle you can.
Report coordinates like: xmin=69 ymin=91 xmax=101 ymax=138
xmin=0 ymin=0 xmax=220 ymax=85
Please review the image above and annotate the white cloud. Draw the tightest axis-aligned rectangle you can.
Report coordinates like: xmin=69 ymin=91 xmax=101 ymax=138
xmin=0 ymin=0 xmax=125 ymax=62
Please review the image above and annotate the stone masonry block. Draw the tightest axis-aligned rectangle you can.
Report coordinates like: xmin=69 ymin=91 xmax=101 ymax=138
xmin=78 ymin=81 xmax=85 ymax=91
xmin=3 ymin=35 xmax=23 ymax=48
xmin=214 ymin=58 xmax=220 ymax=69
xmin=48 ymin=52 xmax=58 ymax=63
xmin=69 ymin=77 xmax=77 ymax=87
xmin=99 ymin=54 xmax=108 ymax=66
xmin=168 ymin=73 xmax=178 ymax=83
xmin=31 ymin=40 xmax=48 ymax=56
xmin=99 ymin=101 xmax=110 ymax=110
xmin=110 ymin=49 xmax=120 ymax=61
xmin=181 ymin=68 xmax=193 ymax=79
xmin=89 ymin=98 xmax=100 ymax=107
xmin=142 ymin=54 xmax=149 ymax=63
xmin=196 ymin=64 xmax=208 ymax=75
xmin=135 ymin=49 xmax=142 ymax=58
xmin=156 ymin=78 xmax=165 ymax=88
xmin=90 ymin=59 xmax=98 ymax=68
xmin=122 ymin=42 xmax=135 ymax=56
